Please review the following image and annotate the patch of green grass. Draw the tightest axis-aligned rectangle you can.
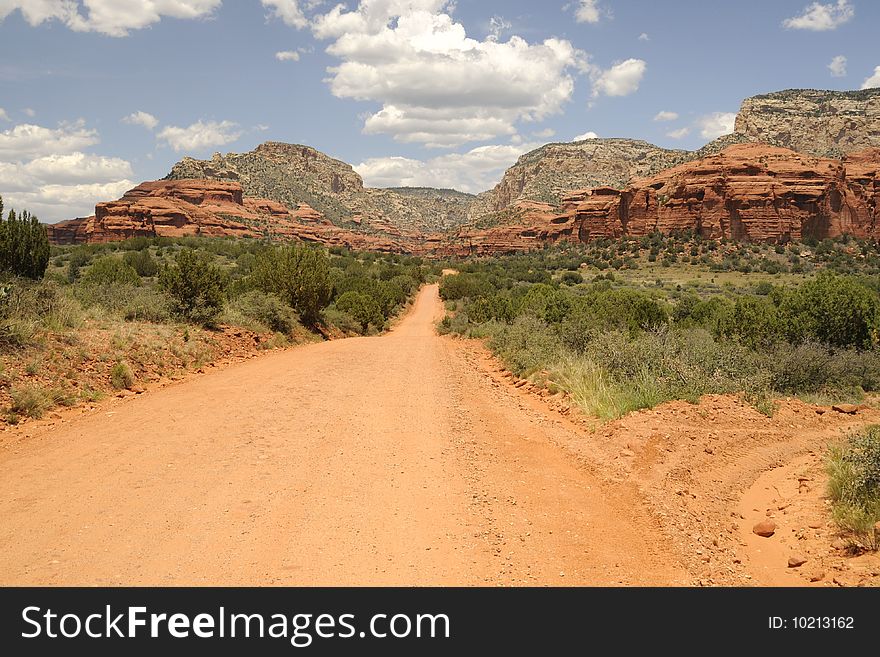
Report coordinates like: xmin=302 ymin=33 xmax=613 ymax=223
xmin=8 ymin=385 xmax=74 ymax=419
xmin=110 ymin=361 xmax=135 ymax=390
xmin=550 ymin=356 xmax=663 ymax=420
xmin=80 ymin=388 xmax=105 ymax=403
xmin=827 ymin=425 xmax=880 ymax=550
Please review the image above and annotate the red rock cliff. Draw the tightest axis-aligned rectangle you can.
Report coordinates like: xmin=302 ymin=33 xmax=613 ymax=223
xmin=46 ymin=179 xmax=409 ymax=253
xmin=579 ymin=144 xmax=880 ymax=241
xmin=434 ymin=144 xmax=880 ymax=255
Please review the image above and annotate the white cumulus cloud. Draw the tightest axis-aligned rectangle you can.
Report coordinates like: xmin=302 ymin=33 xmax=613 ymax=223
xmin=275 ymin=50 xmax=301 ymax=61
xmin=122 ymin=110 xmax=159 ymax=130
xmin=0 ymin=0 xmax=222 ymax=37
xmin=23 ymin=152 xmax=133 ymax=185
xmin=572 ymin=131 xmax=598 ymax=141
xmin=157 ymin=120 xmax=242 ymax=152
xmin=0 ymin=119 xmax=135 ymax=221
xmin=0 ymin=120 xmax=98 ymax=159
xmin=355 ymin=141 xmax=541 ymax=193
xmin=487 ymin=15 xmax=511 ymax=41
xmin=310 ymin=0 xmax=590 ymax=147
xmin=653 ymin=110 xmax=678 ymax=122
xmin=782 ymin=0 xmax=853 ymax=31
xmin=592 ymin=58 xmax=646 ymax=97
xmin=697 ymin=112 xmax=736 ymax=139
xmin=574 ymin=0 xmax=605 ymax=24
xmin=861 ymin=66 xmax=880 ymax=90
xmin=638 ymin=32 xmax=649 ymax=41
xmin=5 ymin=180 xmax=136 ymax=222
xmin=262 ymin=0 xmax=307 ymax=28
xmin=666 ymin=127 xmax=690 ymax=139
xmin=828 ymin=55 xmax=847 ymax=77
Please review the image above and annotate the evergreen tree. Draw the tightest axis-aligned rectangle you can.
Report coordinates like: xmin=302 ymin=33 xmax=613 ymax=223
xmin=159 ymin=249 xmax=227 ymax=325
xmin=251 ymin=244 xmax=333 ymax=326
xmin=0 ymin=196 xmax=50 ymax=280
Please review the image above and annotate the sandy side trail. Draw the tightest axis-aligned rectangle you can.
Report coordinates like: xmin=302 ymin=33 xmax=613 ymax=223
xmin=0 ymin=284 xmax=688 ymax=586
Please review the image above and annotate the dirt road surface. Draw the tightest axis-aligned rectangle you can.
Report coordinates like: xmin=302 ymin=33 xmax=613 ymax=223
xmin=0 ymin=284 xmax=689 ymax=586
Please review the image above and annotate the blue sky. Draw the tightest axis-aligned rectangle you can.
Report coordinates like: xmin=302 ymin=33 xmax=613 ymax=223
xmin=0 ymin=0 xmax=878 ymax=221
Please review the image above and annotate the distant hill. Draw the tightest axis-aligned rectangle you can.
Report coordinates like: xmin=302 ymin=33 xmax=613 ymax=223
xmin=468 ymin=139 xmax=692 ymax=220
xmin=166 ymin=142 xmax=474 ymax=234
xmin=469 ymin=88 xmax=880 ymax=222
xmin=52 ymin=84 xmax=880 ymax=254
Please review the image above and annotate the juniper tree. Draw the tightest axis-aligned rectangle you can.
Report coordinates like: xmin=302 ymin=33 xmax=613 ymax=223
xmin=0 ymin=196 xmax=50 ymax=280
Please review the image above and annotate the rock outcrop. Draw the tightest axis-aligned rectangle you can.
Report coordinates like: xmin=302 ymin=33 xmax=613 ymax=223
xmin=47 ymin=88 xmax=880 ymax=254
xmin=167 ymin=142 xmax=475 ymax=233
xmin=46 ymin=179 xmax=410 ymax=253
xmin=734 ymin=88 xmax=880 ymax=157
xmin=584 ymin=143 xmax=880 ymax=241
xmin=470 ymin=139 xmax=693 ymax=219
xmin=436 ymin=144 xmax=880 ymax=254
xmin=469 ymin=89 xmax=880 ymax=222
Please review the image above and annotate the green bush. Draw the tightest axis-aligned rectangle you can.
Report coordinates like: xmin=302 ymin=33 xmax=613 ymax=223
xmin=8 ymin=385 xmax=73 ymax=418
xmin=335 ymin=291 xmax=383 ymax=334
xmin=0 ymin=279 xmax=81 ymax=345
xmin=251 ymin=244 xmax=332 ymax=326
xmin=82 ymin=257 xmax=140 ymax=287
xmin=123 ymin=249 xmax=159 ymax=277
xmin=66 ymin=249 xmax=92 ymax=283
xmin=718 ymin=296 xmax=779 ymax=348
xmin=558 ymin=288 xmax=668 ymax=352
xmin=0 ymin=196 xmax=50 ymax=280
xmin=489 ymin=315 xmax=562 ymax=376
xmin=110 ymin=361 xmax=135 ymax=390
xmin=769 ymin=341 xmax=880 ymax=396
xmin=227 ymin=290 xmax=298 ymax=334
xmin=437 ymin=310 xmax=471 ymax=336
xmin=72 ymin=283 xmax=170 ymax=322
xmin=323 ymin=306 xmax=362 ymax=335
xmin=159 ymin=249 xmax=227 ymax=325
xmin=439 ymin=273 xmax=492 ymax=301
xmin=780 ymin=273 xmax=880 ymax=349
xmin=827 ymin=426 xmax=880 ymax=549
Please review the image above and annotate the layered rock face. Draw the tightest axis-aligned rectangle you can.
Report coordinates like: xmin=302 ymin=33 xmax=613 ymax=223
xmin=734 ymin=89 xmax=880 ymax=157
xmin=50 ymin=145 xmax=880 ymax=255
xmin=46 ymin=179 xmax=409 ymax=253
xmin=167 ymin=142 xmax=475 ymax=233
xmin=436 ymin=144 xmax=880 ymax=254
xmin=599 ymin=144 xmax=880 ymax=241
xmin=469 ymin=90 xmax=880 ymax=222
xmin=470 ymin=139 xmax=692 ymax=219
xmin=47 ymin=88 xmax=880 ymax=254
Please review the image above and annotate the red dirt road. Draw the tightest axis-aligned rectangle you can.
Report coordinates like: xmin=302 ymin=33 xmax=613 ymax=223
xmin=0 ymin=284 xmax=688 ymax=586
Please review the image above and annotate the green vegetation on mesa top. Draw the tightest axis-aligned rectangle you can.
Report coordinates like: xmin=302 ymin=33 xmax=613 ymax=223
xmin=749 ymin=88 xmax=880 ymax=102
xmin=438 ymin=233 xmax=880 ymax=421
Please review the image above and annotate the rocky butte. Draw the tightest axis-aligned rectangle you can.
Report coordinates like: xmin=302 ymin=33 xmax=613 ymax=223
xmin=468 ymin=89 xmax=880 ymax=218
xmin=167 ymin=142 xmax=475 ymax=234
xmin=734 ymin=88 xmax=880 ymax=158
xmin=434 ymin=144 xmax=880 ymax=256
xmin=46 ymin=179 xmax=409 ymax=253
xmin=45 ymin=88 xmax=880 ymax=255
